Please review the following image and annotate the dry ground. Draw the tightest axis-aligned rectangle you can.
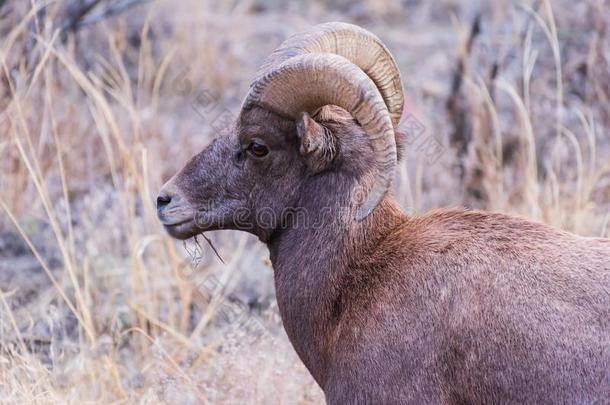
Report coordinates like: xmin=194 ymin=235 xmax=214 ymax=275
xmin=0 ymin=0 xmax=609 ymax=403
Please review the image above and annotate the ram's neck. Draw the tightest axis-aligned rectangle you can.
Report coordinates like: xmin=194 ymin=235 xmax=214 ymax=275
xmin=267 ymin=172 xmax=406 ymax=387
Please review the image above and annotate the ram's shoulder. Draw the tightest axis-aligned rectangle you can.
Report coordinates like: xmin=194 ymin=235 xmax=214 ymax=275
xmin=411 ymin=208 xmax=575 ymax=240
xmin=381 ymin=208 xmax=584 ymax=264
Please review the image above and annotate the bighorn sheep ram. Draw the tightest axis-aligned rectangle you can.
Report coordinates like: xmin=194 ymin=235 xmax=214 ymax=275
xmin=157 ymin=22 xmax=610 ymax=404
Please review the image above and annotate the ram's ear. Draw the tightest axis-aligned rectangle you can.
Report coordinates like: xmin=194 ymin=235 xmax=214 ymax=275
xmin=296 ymin=112 xmax=338 ymax=173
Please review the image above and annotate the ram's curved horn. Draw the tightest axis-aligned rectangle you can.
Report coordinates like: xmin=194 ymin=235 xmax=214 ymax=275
xmin=242 ymin=53 xmax=396 ymax=221
xmin=255 ymin=22 xmax=404 ymax=128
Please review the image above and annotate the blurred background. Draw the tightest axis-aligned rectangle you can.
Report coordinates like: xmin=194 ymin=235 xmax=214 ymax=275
xmin=0 ymin=0 xmax=608 ymax=403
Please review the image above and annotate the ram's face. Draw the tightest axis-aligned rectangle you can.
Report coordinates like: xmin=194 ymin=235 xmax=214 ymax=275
xmin=157 ymin=22 xmax=406 ymax=239
xmin=156 ymin=107 xmax=308 ymax=241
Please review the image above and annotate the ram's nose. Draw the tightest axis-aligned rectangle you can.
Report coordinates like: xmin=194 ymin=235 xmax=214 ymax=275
xmin=156 ymin=182 xmax=184 ymax=224
xmin=156 ymin=190 xmax=173 ymax=210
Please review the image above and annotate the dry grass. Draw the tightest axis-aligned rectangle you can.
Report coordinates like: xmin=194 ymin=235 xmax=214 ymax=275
xmin=0 ymin=0 xmax=608 ymax=403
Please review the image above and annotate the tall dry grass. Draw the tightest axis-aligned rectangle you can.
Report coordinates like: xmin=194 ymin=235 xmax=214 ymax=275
xmin=0 ymin=0 xmax=608 ymax=403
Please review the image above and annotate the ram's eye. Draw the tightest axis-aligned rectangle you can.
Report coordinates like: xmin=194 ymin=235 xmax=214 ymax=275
xmin=247 ymin=141 xmax=269 ymax=158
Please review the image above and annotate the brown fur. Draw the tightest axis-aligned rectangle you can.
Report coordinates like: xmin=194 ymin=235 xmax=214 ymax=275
xmin=157 ymin=105 xmax=610 ymax=404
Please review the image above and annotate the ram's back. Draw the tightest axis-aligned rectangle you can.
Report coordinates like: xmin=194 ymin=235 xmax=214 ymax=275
xmin=329 ymin=209 xmax=610 ymax=404
xmin=416 ymin=209 xmax=610 ymax=403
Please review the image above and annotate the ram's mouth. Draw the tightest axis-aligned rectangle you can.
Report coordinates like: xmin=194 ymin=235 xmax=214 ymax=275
xmin=163 ymin=218 xmax=199 ymax=240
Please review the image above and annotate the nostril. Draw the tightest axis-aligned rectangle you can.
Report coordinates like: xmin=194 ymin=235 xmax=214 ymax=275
xmin=157 ymin=192 xmax=172 ymax=209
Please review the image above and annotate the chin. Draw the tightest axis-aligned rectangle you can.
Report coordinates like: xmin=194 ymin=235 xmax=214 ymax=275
xmin=163 ymin=217 xmax=229 ymax=239
xmin=163 ymin=220 xmax=201 ymax=240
